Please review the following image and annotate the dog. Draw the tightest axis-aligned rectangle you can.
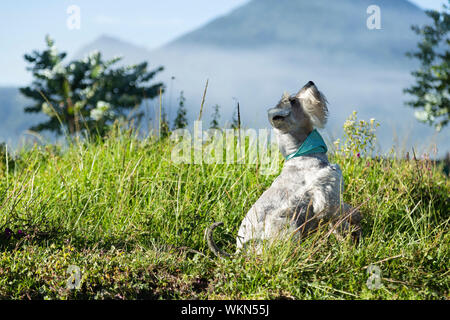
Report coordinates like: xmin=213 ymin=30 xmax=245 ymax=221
xmin=207 ymin=81 xmax=361 ymax=257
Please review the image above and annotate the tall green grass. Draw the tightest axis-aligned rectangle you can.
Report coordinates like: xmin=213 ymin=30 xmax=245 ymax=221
xmin=0 ymin=123 xmax=448 ymax=299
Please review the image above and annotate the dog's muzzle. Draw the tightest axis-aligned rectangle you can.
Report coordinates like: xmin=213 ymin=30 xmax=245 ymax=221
xmin=268 ymin=108 xmax=290 ymax=122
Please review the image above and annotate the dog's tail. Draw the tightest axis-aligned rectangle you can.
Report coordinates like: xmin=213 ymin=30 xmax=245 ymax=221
xmin=205 ymin=222 xmax=232 ymax=258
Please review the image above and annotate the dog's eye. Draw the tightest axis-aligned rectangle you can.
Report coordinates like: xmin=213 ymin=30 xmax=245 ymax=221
xmin=289 ymin=98 xmax=296 ymax=106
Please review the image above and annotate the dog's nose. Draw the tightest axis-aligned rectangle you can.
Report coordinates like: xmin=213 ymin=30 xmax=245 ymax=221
xmin=268 ymin=108 xmax=290 ymax=122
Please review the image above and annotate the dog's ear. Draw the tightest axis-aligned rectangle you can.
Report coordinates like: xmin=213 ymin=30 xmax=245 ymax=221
xmin=295 ymin=81 xmax=328 ymax=128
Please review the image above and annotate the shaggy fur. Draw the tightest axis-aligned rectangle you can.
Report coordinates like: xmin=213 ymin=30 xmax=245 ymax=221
xmin=207 ymin=81 xmax=361 ymax=257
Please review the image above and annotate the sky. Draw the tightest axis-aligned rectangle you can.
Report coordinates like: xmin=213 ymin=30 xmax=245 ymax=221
xmin=0 ymin=0 xmax=447 ymax=86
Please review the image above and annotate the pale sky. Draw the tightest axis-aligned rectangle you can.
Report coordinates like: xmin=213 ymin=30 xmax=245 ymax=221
xmin=0 ymin=0 xmax=447 ymax=86
xmin=412 ymin=0 xmax=448 ymax=11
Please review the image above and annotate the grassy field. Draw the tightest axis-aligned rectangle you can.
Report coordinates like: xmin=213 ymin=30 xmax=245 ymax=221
xmin=0 ymin=123 xmax=448 ymax=300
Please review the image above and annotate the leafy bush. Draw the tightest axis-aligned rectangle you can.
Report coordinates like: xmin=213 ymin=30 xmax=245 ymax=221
xmin=20 ymin=36 xmax=164 ymax=137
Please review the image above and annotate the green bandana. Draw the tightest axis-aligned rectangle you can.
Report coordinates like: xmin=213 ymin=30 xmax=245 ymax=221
xmin=285 ymin=129 xmax=328 ymax=160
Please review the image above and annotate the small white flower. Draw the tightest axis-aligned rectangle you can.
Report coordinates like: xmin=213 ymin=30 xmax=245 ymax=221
xmin=414 ymin=110 xmax=430 ymax=122
xmin=90 ymin=108 xmax=104 ymax=121
xmin=90 ymin=101 xmax=112 ymax=121
xmin=42 ymin=102 xmax=55 ymax=116
xmin=96 ymin=101 xmax=111 ymax=111
xmin=52 ymin=62 xmax=65 ymax=75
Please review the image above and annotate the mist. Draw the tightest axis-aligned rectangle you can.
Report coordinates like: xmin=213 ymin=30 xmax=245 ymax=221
xmin=148 ymin=44 xmax=448 ymax=157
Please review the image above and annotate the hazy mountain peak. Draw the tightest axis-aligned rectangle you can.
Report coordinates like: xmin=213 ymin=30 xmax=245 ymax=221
xmin=7 ymin=0 xmax=447 ymax=155
xmin=73 ymin=34 xmax=151 ymax=64
xmin=166 ymin=0 xmax=427 ymax=64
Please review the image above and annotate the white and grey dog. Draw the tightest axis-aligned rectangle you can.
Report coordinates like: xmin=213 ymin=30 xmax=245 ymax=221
xmin=207 ymin=81 xmax=361 ymax=257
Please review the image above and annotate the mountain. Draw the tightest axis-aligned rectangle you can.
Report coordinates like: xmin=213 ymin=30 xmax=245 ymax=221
xmin=73 ymin=34 xmax=151 ymax=65
xmin=4 ymin=0 xmax=449 ymax=155
xmin=145 ymin=0 xmax=448 ymax=155
xmin=0 ymin=87 xmax=45 ymax=147
xmin=167 ymin=0 xmax=424 ymax=67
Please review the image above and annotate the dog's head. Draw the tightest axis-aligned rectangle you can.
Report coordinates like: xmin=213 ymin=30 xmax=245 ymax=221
xmin=268 ymin=81 xmax=328 ymax=135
